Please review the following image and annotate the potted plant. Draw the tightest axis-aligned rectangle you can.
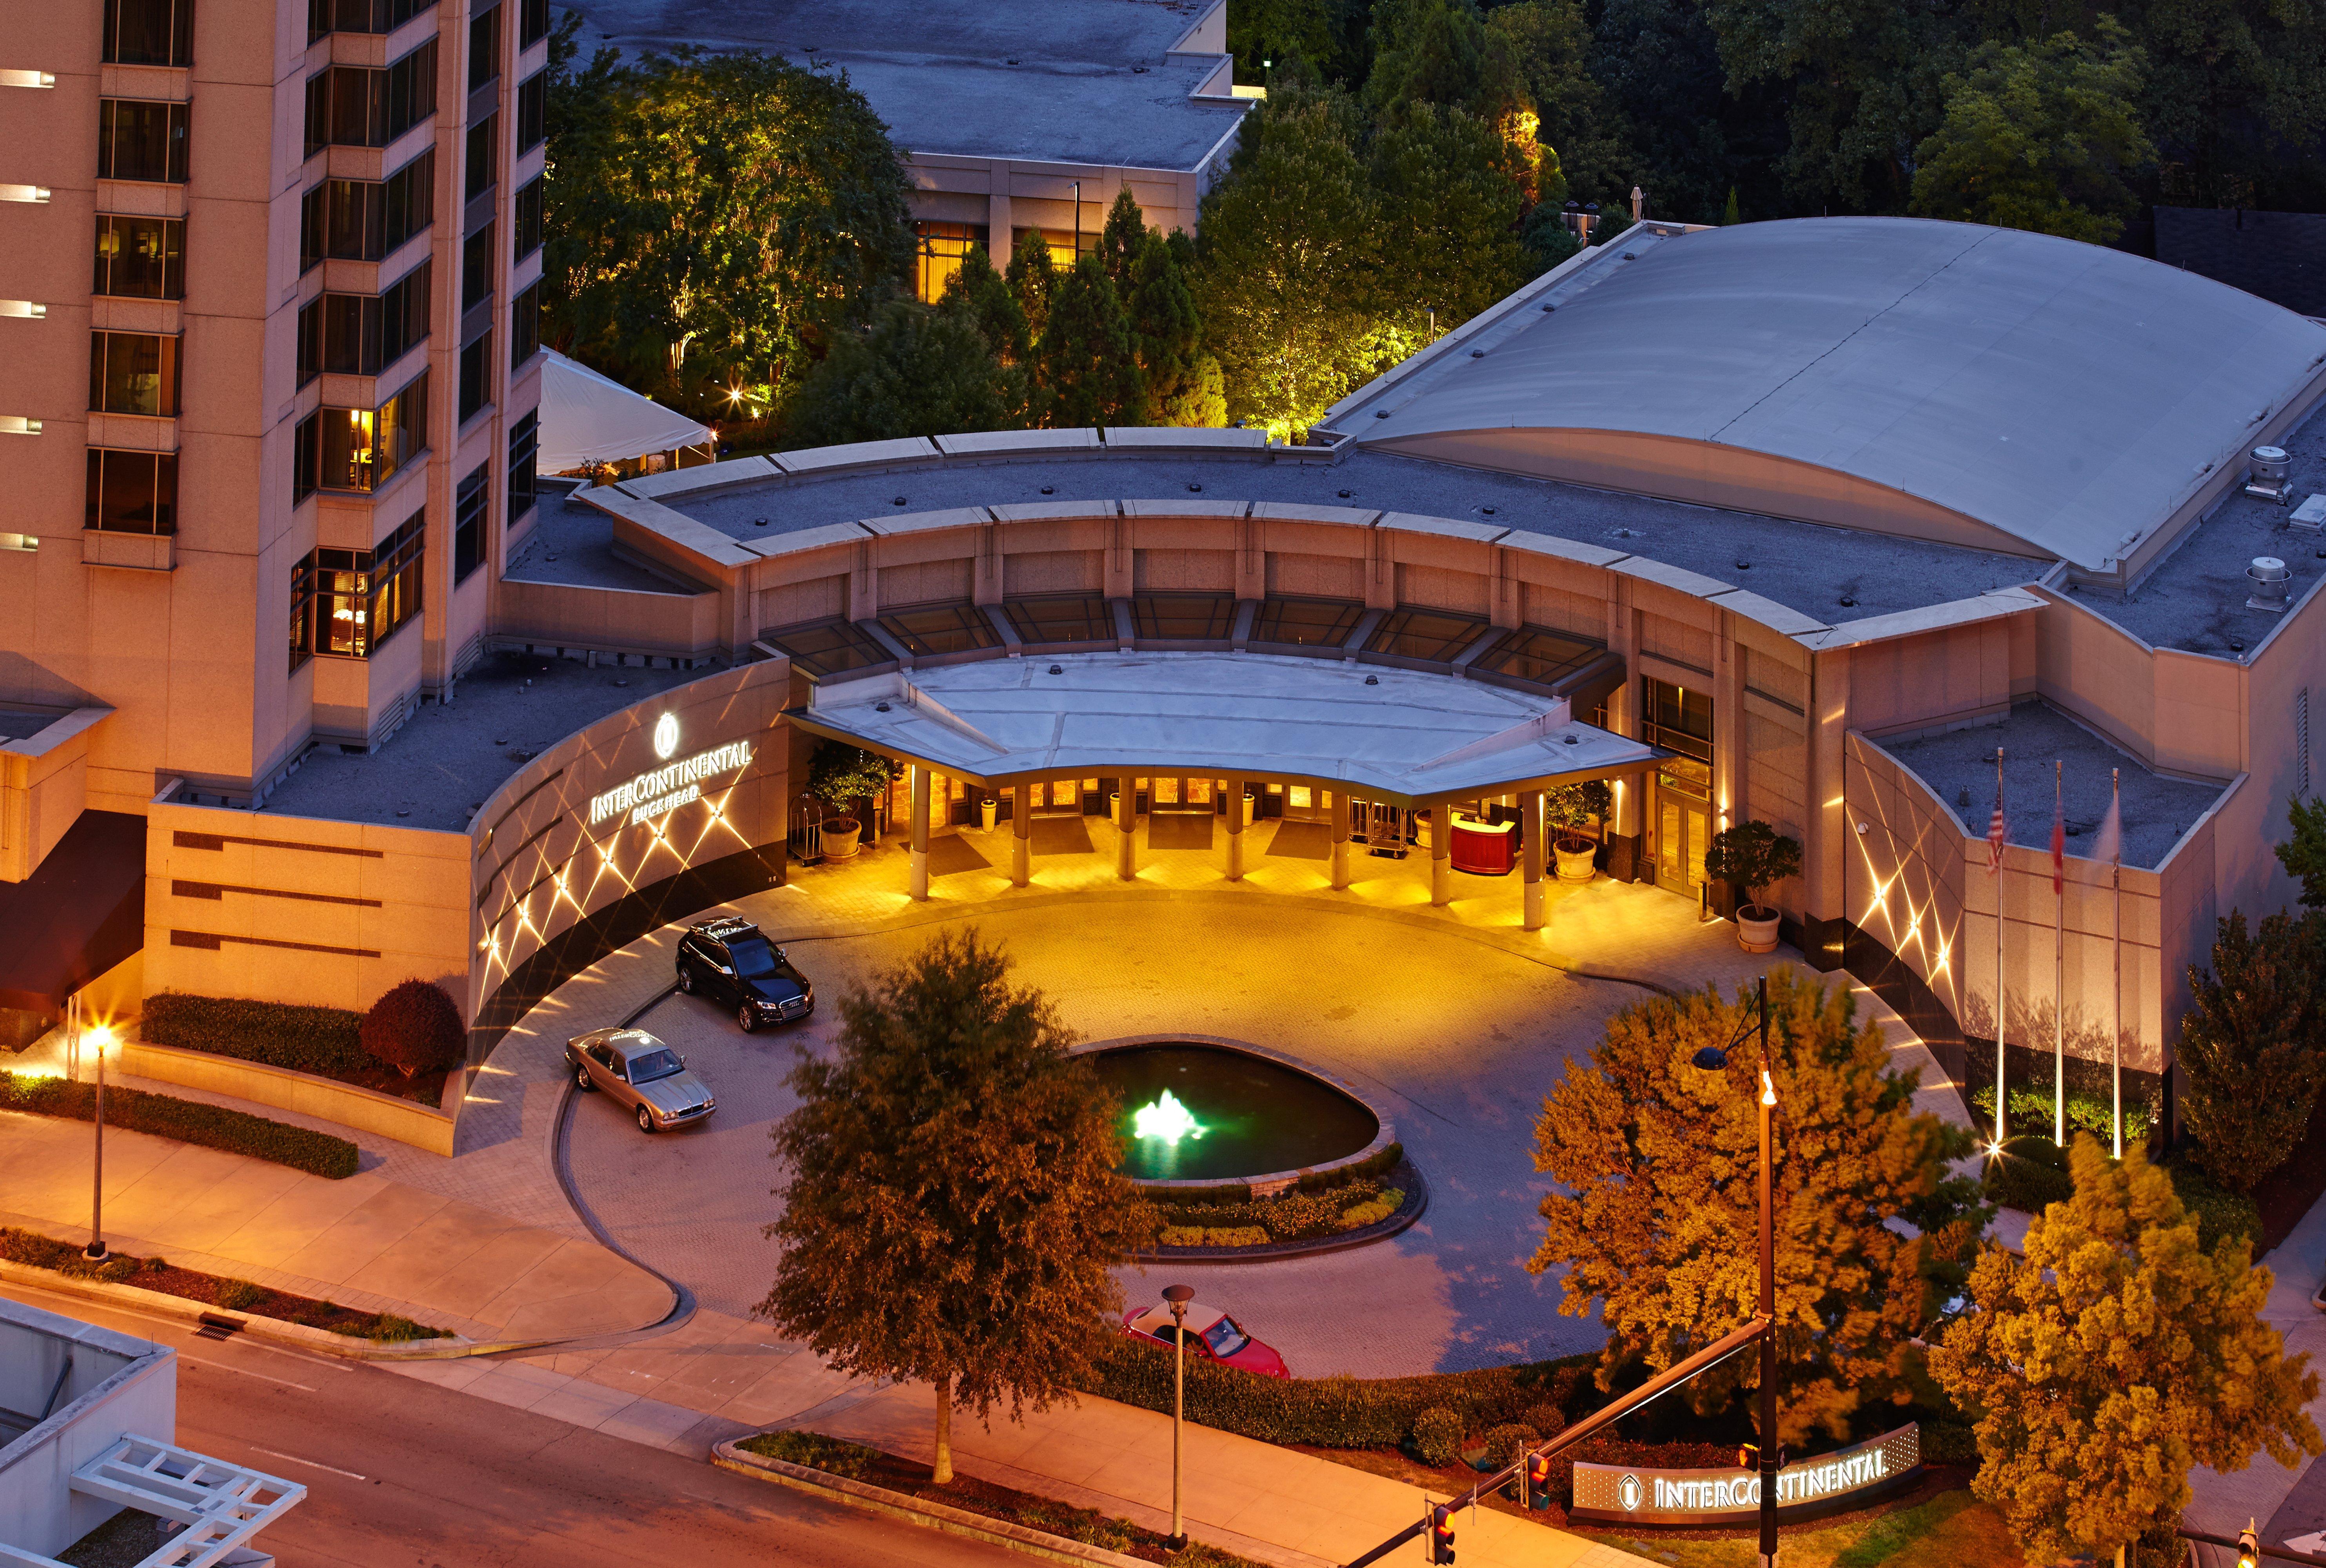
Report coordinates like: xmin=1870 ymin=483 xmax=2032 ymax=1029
xmin=1702 ymin=820 xmax=1803 ymax=953
xmin=807 ymin=742 xmax=899 ymax=861
xmin=1545 ymin=780 xmax=1612 ymax=883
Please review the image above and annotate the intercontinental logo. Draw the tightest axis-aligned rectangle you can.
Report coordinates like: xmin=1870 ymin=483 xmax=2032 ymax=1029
xmin=588 ymin=715 xmax=755 ymax=829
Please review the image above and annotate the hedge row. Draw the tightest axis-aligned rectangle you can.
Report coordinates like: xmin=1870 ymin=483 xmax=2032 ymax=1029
xmin=1151 ymin=1143 xmax=1405 ymax=1207
xmin=1076 ymin=1336 xmax=1594 ymax=1448
xmin=1161 ymin=1178 xmax=1391 ymax=1237
xmin=1970 ymin=1083 xmax=2156 ymax=1145
xmin=141 ymin=992 xmax=371 ymax=1077
xmin=0 ymin=1072 xmax=359 ymax=1179
xmin=1981 ymin=1136 xmax=2259 ymax=1251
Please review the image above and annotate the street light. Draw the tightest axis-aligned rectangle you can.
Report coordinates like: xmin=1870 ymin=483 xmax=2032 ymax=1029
xmin=1162 ymin=1284 xmax=1195 ymax=1550
xmin=82 ymin=1015 xmax=114 ymax=1262
xmin=1691 ymin=974 xmax=1778 ymax=1568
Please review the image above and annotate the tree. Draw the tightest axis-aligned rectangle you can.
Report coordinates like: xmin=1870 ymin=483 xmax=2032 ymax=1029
xmin=1529 ymin=969 xmax=1985 ymax=1444
xmin=2276 ymin=794 xmax=2326 ymax=909
xmin=1127 ymin=232 xmax=1224 ymax=426
xmin=1365 ymin=0 xmax=1488 ymax=113
xmin=1703 ymin=820 xmax=1804 ymax=919
xmin=2176 ymin=910 xmax=2326 ymax=1193
xmin=1545 ymin=779 xmax=1613 ymax=845
xmin=1097 ymin=188 xmax=1149 ymax=288
xmin=784 ymin=301 xmax=1023 ymax=446
xmin=543 ymin=47 xmax=914 ymax=417
xmin=1910 ymin=25 xmax=2154 ymax=244
xmin=1370 ymin=100 xmax=1532 ymax=327
xmin=940 ymin=245 xmax=1031 ymax=365
xmin=1479 ymin=0 xmax=1629 ymax=207
xmin=758 ymin=929 xmax=1155 ymax=1483
xmin=1036 ymin=256 xmax=1146 ymax=428
xmin=1005 ymin=233 xmax=1058 ymax=345
xmin=1929 ymin=1137 xmax=2320 ymax=1565
xmin=1195 ymin=90 xmax=1381 ymax=436
xmin=806 ymin=742 xmax=899 ymax=826
xmin=360 ymin=979 xmax=464 ymax=1079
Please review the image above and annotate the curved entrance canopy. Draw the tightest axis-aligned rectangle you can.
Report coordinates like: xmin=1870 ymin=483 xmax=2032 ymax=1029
xmin=790 ymin=651 xmax=1663 ymax=807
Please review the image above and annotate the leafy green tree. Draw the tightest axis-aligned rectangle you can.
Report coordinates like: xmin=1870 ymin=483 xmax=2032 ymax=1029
xmin=543 ymin=45 xmax=913 ymax=415
xmin=784 ymin=301 xmax=1022 ymax=447
xmin=2276 ymin=794 xmax=2326 ymax=909
xmin=1006 ymin=233 xmax=1058 ymax=346
xmin=2119 ymin=0 xmax=2326 ymax=209
xmin=1127 ymin=232 xmax=1223 ymax=426
xmin=1930 ymin=1137 xmax=2320 ymax=1565
xmin=1370 ymin=101 xmax=1531 ymax=326
xmin=1910 ymin=25 xmax=2153 ymax=243
xmin=1195 ymin=90 xmax=1381 ymax=436
xmin=1036 ymin=256 xmax=1146 ymax=428
xmin=758 ymin=928 xmax=1155 ymax=1484
xmin=2176 ymin=910 xmax=2326 ymax=1194
xmin=1227 ymin=0 xmax=1338 ymax=85
xmin=1479 ymin=0 xmax=1628 ymax=207
xmin=1588 ymin=0 xmax=1785 ymax=226
xmin=1097 ymin=188 xmax=1149 ymax=287
xmin=1528 ymin=969 xmax=1986 ymax=1445
xmin=1365 ymin=0 xmax=1489 ymax=113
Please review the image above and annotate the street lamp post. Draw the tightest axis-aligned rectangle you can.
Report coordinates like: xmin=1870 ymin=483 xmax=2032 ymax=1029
xmin=83 ymin=1013 xmax=112 ymax=1262
xmin=1162 ymin=1284 xmax=1194 ymax=1551
xmin=1694 ymin=975 xmax=1777 ymax=1568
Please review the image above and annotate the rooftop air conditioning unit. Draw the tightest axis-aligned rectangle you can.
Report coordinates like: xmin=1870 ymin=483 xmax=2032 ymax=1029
xmin=2292 ymin=494 xmax=2326 ymax=530
xmin=2244 ymin=446 xmax=2294 ymax=504
xmin=2247 ymin=555 xmax=2291 ymax=612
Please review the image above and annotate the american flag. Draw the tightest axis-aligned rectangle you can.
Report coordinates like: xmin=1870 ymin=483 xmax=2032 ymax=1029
xmin=1987 ymin=750 xmax=2007 ymax=875
xmin=2050 ymin=764 xmax=2066 ymax=895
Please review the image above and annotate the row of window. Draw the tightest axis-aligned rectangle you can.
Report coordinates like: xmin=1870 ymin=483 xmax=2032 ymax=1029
xmin=307 ymin=0 xmax=433 ymax=45
xmin=293 ymin=371 xmax=427 ymax=500
xmin=98 ymin=99 xmax=188 ymax=184
xmin=91 ymin=330 xmax=180 ymax=418
xmin=103 ymin=0 xmax=193 ymax=67
xmin=289 ymin=510 xmax=424 ymax=668
xmin=298 ymin=261 xmax=430 ymax=382
xmin=303 ymin=39 xmax=436 ymax=156
xmin=300 ymin=150 xmax=434 ymax=268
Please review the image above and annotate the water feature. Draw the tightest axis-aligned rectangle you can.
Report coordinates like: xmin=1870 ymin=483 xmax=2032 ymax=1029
xmin=1088 ymin=1042 xmax=1380 ymax=1182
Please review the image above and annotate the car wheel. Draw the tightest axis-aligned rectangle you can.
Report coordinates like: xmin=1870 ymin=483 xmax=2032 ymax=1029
xmin=574 ymin=1062 xmax=595 ymax=1092
xmin=677 ymin=966 xmax=694 ymax=995
xmin=736 ymin=1004 xmax=758 ymax=1034
xmin=636 ymin=1104 xmax=657 ymax=1134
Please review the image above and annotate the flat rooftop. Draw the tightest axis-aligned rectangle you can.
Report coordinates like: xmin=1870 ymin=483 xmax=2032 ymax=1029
xmin=1874 ymin=700 xmax=2226 ymax=869
xmin=801 ymin=651 xmax=1660 ymax=802
xmin=558 ymin=0 xmax=1249 ymax=170
xmin=671 ymin=448 xmax=2045 ymax=626
xmin=506 ymin=483 xmax=705 ymax=594
xmin=2087 ymin=397 xmax=2326 ymax=657
xmin=260 ymin=650 xmax=705 ymax=832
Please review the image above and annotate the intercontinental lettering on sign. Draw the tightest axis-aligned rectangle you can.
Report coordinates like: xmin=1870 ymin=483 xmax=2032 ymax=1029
xmin=589 ymin=739 xmax=756 ymax=829
xmin=1570 ymin=1424 xmax=1920 ymax=1526
xmin=1646 ymin=1444 xmax=1892 ymax=1511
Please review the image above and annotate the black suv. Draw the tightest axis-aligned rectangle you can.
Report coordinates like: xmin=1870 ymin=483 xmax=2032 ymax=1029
xmin=676 ymin=917 xmax=814 ymax=1032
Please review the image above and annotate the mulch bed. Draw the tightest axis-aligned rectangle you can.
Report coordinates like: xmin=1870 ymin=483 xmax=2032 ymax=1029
xmin=0 ymin=1226 xmax=445 ymax=1343
xmin=2252 ymin=1093 xmax=2326 ymax=1252
xmin=319 ymin=1062 xmax=451 ymax=1106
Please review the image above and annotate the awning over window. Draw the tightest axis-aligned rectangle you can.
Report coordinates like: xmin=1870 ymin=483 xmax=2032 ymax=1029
xmin=0 ymin=810 xmax=145 ymax=1014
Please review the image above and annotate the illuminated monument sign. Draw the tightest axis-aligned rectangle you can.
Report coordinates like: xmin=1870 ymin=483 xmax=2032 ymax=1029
xmin=588 ymin=714 xmax=755 ymax=829
xmin=1571 ymin=1425 xmax=1920 ymax=1525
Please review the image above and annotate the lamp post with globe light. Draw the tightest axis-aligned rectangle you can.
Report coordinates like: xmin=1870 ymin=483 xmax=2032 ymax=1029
xmin=1162 ymin=1283 xmax=1195 ymax=1550
xmin=81 ymin=1013 xmax=114 ymax=1262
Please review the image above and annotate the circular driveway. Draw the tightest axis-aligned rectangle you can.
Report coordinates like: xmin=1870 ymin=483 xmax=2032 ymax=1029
xmin=560 ymin=890 xmax=1755 ymax=1378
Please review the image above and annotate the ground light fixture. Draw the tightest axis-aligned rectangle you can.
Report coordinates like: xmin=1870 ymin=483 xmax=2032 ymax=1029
xmin=1162 ymin=1283 xmax=1195 ymax=1550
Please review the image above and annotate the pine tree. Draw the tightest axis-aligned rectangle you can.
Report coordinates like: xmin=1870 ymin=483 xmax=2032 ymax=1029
xmin=1930 ymin=1138 xmax=2319 ymax=1565
xmin=784 ymin=300 xmax=1019 ymax=445
xmin=1036 ymin=256 xmax=1146 ymax=429
xmin=1098 ymin=188 xmax=1149 ymax=287
xmin=940 ymin=244 xmax=1030 ymax=363
xmin=1005 ymin=232 xmax=1057 ymax=344
xmin=758 ymin=928 xmax=1156 ymax=1485
xmin=2176 ymin=910 xmax=2326 ymax=1193
xmin=1126 ymin=231 xmax=1220 ymax=426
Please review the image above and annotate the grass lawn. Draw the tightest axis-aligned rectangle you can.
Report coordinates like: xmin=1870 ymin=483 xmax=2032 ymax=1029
xmin=1574 ymin=1485 xmax=2024 ymax=1568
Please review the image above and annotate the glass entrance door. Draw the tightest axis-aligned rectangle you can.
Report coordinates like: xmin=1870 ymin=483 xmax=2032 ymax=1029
xmin=1282 ymin=784 xmax=1332 ymax=823
xmin=1642 ymin=678 xmax=1715 ymax=898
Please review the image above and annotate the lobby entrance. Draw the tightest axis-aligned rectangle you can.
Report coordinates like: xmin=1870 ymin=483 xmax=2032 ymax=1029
xmin=1641 ymin=677 xmax=1714 ymax=898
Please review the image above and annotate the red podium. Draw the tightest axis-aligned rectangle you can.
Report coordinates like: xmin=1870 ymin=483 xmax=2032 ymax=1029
xmin=1448 ymin=813 xmax=1516 ymax=875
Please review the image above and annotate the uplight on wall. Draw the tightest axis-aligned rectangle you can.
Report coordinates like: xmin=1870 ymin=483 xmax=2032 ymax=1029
xmin=0 ymin=70 xmax=57 ymax=89
xmin=0 ymin=300 xmax=47 ymax=319
xmin=0 ymin=185 xmax=51 ymax=204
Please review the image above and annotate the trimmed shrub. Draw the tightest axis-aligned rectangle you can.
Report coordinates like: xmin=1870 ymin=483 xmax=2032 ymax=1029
xmin=738 ymin=1429 xmax=881 ymax=1480
xmin=216 ymin=1279 xmax=264 ymax=1311
xmin=0 ymin=1072 xmax=358 ymax=1178
xmin=1520 ymin=1403 xmax=1566 ymax=1440
xmin=1983 ymin=1134 xmax=2073 ymax=1213
xmin=1158 ymin=1225 xmax=1270 ymax=1248
xmin=360 ymin=980 xmax=464 ymax=1079
xmin=1410 ymin=1407 xmax=1463 ymax=1466
xmin=1293 ymin=1142 xmax=1405 ymax=1191
xmin=2163 ymin=1155 xmax=2262 ymax=1251
xmin=1481 ymin=1423 xmax=1539 ymax=1468
xmin=1339 ymin=1188 xmax=1403 ymax=1229
xmin=141 ymin=992 xmax=368 ymax=1076
xmin=1970 ymin=1082 xmax=2156 ymax=1146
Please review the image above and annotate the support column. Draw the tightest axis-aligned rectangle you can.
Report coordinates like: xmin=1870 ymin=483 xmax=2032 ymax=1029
xmin=1012 ymin=784 xmax=1032 ymax=887
xmin=1430 ymin=802 xmax=1452 ymax=906
xmin=1330 ymin=788 xmax=1351 ymax=890
xmin=909 ymin=764 xmax=931 ymax=901
xmin=1225 ymin=777 xmax=1247 ymax=881
xmin=1115 ymin=774 xmax=1137 ymax=881
xmin=1521 ymin=789 xmax=1546 ymax=931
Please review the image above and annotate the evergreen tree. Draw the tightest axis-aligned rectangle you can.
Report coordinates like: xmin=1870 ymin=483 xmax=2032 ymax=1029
xmin=758 ymin=929 xmax=1156 ymax=1485
xmin=1126 ymin=232 xmax=1222 ymax=426
xmin=1365 ymin=0 xmax=1489 ymax=113
xmin=1036 ymin=256 xmax=1146 ymax=428
xmin=784 ymin=301 xmax=1021 ymax=445
xmin=1098 ymin=188 xmax=1149 ymax=287
xmin=1528 ymin=969 xmax=1986 ymax=1444
xmin=1006 ymin=232 xmax=1058 ymax=345
xmin=2175 ymin=910 xmax=2326 ymax=1194
xmin=939 ymin=244 xmax=1030 ymax=363
xmin=1930 ymin=1138 xmax=2320 ymax=1566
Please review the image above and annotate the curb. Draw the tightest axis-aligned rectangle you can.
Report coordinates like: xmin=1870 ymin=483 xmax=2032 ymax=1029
xmin=710 ymin=1438 xmax=1152 ymax=1568
xmin=1139 ymin=1163 xmax=1431 ymax=1265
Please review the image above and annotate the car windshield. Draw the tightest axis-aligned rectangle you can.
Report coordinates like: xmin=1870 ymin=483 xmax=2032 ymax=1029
xmin=626 ymin=1049 xmax=683 ymax=1083
xmin=728 ymin=939 xmax=783 ymax=979
xmin=1201 ymin=1317 xmax=1249 ymax=1357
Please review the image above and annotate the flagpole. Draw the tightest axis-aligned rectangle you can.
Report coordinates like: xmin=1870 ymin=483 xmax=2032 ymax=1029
xmin=2053 ymin=760 xmax=2065 ymax=1147
xmin=1993 ymin=747 xmax=2007 ymax=1147
xmin=2111 ymin=768 xmax=2122 ymax=1161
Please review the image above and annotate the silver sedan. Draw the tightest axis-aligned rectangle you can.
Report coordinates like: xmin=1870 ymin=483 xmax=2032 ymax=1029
xmin=566 ymin=1029 xmax=717 ymax=1134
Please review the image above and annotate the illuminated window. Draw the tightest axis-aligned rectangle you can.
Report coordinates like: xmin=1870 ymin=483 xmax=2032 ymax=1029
xmin=292 ymin=510 xmax=423 ymax=659
xmin=914 ymin=221 xmax=988 ymax=303
xmin=88 ymin=331 xmax=181 ymax=416
xmin=93 ymin=215 xmax=184 ymax=299
xmin=292 ymin=371 xmax=427 ymax=500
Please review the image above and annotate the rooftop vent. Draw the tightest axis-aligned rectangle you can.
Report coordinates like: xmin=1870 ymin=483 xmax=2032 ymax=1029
xmin=2245 ymin=446 xmax=2294 ymax=505
xmin=2293 ymin=494 xmax=2326 ymax=530
xmin=2247 ymin=555 xmax=2291 ymax=612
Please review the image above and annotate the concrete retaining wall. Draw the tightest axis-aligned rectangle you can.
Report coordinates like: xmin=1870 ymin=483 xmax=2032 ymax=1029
xmin=121 ymin=1040 xmax=456 ymax=1156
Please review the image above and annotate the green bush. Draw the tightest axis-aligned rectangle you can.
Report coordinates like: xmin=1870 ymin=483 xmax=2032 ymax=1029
xmin=360 ymin=979 xmax=464 ymax=1079
xmin=1982 ymin=1134 xmax=2073 ymax=1212
xmin=1160 ymin=1176 xmax=1406 ymax=1241
xmin=738 ymin=1429 xmax=880 ymax=1479
xmin=1970 ymin=1082 xmax=2155 ymax=1145
xmin=1520 ymin=1402 xmax=1566 ymax=1440
xmin=1075 ymin=1337 xmax=1592 ymax=1449
xmin=216 ymin=1279 xmax=263 ymax=1311
xmin=141 ymin=993 xmax=369 ymax=1076
xmin=1339 ymin=1189 xmax=1403 ymax=1228
xmin=0 ymin=1072 xmax=358 ymax=1179
xmin=1481 ymin=1423 xmax=1539 ymax=1468
xmin=2162 ymin=1156 xmax=2262 ymax=1252
xmin=1410 ymin=1407 xmax=1463 ymax=1466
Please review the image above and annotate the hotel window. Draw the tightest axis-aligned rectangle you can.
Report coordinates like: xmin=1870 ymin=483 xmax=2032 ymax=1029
xmin=98 ymin=100 xmax=189 ymax=183
xmin=513 ymin=175 xmax=542 ymax=261
xmin=510 ymin=280 xmax=539 ymax=368
xmin=293 ymin=370 xmax=427 ymax=499
xmin=507 ymin=409 xmax=537 ymax=523
xmin=465 ymin=113 xmax=498 ymax=200
xmin=516 ymin=70 xmax=545 ymax=153
xmin=454 ymin=462 xmax=487 ymax=582
xmin=307 ymin=0 xmax=434 ymax=42
xmin=300 ymin=149 xmax=434 ymax=269
xmin=85 ymin=449 xmax=178 ymax=534
xmin=469 ymin=3 xmax=501 ymax=91
xmin=89 ymin=332 xmax=181 ymax=417
xmin=93 ymin=215 xmax=185 ymax=299
xmin=104 ymin=0 xmax=193 ymax=65
xmin=303 ymin=40 xmax=436 ymax=155
xmin=914 ymin=222 xmax=987 ymax=304
xmin=297 ymin=510 xmax=424 ymax=658
xmin=297 ymin=260 xmax=431 ymax=381
xmin=459 ymin=328 xmax=494 ymax=421
xmin=462 ymin=222 xmax=494 ymax=309
xmin=518 ymin=0 xmax=547 ymax=47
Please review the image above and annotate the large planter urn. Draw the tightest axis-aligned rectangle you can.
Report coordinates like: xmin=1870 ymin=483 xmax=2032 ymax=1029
xmin=820 ymin=816 xmax=862 ymax=860
xmin=1736 ymin=904 xmax=1782 ymax=954
xmin=1553 ymin=838 xmax=1597 ymax=883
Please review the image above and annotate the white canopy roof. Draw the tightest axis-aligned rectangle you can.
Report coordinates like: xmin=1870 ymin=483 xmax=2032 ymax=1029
xmin=796 ymin=652 xmax=1661 ymax=805
xmin=539 ymin=348 xmax=713 ymax=473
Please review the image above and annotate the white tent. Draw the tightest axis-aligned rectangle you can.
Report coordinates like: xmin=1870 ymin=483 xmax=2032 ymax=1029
xmin=538 ymin=348 xmax=714 ymax=473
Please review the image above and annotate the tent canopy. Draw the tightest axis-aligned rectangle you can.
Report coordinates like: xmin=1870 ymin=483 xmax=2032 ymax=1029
xmin=539 ymin=348 xmax=713 ymax=473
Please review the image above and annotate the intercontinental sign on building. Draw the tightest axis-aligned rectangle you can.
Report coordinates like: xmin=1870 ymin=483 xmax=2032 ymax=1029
xmin=1570 ymin=1425 xmax=1920 ymax=1526
xmin=587 ymin=715 xmax=756 ymax=830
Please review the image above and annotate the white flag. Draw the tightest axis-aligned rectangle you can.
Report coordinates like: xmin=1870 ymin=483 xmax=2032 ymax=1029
xmin=2091 ymin=774 xmax=2121 ymax=867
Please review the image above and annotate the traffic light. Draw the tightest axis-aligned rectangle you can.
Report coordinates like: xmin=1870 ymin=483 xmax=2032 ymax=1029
xmin=1428 ymin=1503 xmax=1457 ymax=1564
xmin=2238 ymin=1519 xmax=2260 ymax=1568
xmin=1525 ymin=1450 xmax=1553 ymax=1510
